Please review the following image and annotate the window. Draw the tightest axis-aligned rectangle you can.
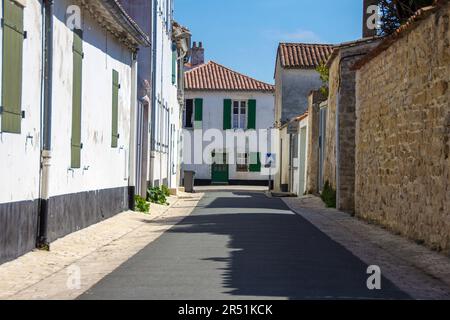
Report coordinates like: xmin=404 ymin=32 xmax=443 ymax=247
xmin=71 ymin=29 xmax=84 ymax=168
xmin=236 ymin=153 xmax=249 ymax=172
xmin=184 ymin=99 xmax=194 ymax=128
xmin=232 ymin=101 xmax=247 ymax=129
xmin=172 ymin=45 xmax=177 ymax=85
xmin=111 ymin=70 xmax=120 ymax=148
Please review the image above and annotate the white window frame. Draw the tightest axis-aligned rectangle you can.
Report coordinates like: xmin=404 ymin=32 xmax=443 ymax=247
xmin=232 ymin=100 xmax=247 ymax=130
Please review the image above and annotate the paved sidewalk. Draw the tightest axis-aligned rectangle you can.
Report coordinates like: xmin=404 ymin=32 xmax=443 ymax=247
xmin=283 ymin=196 xmax=450 ymax=300
xmin=0 ymin=192 xmax=203 ymax=300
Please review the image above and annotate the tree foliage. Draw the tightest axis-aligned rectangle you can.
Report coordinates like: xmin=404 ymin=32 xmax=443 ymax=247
xmin=316 ymin=63 xmax=330 ymax=97
xmin=379 ymin=0 xmax=435 ymax=35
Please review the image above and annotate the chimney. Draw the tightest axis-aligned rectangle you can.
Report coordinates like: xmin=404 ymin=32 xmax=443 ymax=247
xmin=362 ymin=0 xmax=379 ymax=38
xmin=190 ymin=41 xmax=205 ymax=67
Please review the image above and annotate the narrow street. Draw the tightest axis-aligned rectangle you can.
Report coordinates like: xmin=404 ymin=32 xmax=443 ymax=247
xmin=80 ymin=191 xmax=409 ymax=300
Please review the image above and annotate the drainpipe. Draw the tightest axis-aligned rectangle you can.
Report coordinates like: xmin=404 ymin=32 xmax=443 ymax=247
xmin=37 ymin=0 xmax=54 ymax=249
xmin=128 ymin=51 xmax=138 ymax=211
xmin=149 ymin=0 xmax=157 ymax=187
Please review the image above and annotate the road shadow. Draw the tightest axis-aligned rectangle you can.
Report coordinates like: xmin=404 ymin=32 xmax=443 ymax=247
xmin=165 ymin=191 xmax=410 ymax=300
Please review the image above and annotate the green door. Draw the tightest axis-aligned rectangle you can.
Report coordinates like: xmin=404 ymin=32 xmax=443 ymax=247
xmin=211 ymin=153 xmax=229 ymax=184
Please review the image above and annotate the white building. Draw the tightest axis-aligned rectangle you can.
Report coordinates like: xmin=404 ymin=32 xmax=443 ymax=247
xmin=0 ymin=0 xmax=150 ymax=263
xmin=273 ymin=43 xmax=333 ymax=192
xmin=182 ymin=44 xmax=275 ymax=185
xmin=120 ymin=0 xmax=191 ymax=197
xmin=148 ymin=0 xmax=178 ymax=190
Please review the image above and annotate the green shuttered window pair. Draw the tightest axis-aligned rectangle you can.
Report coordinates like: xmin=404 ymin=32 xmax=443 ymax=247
xmin=71 ymin=29 xmax=83 ymax=168
xmin=112 ymin=70 xmax=120 ymax=148
xmin=223 ymin=99 xmax=257 ymax=130
xmin=1 ymin=0 xmax=25 ymax=134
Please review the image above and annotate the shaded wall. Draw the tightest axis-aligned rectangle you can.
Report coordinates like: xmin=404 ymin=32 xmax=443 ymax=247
xmin=306 ymin=91 xmax=327 ymax=194
xmin=323 ymin=40 xmax=380 ymax=212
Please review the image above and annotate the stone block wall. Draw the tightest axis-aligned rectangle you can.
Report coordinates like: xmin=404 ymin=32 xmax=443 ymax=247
xmin=355 ymin=2 xmax=450 ymax=252
xmin=306 ymin=91 xmax=327 ymax=194
xmin=324 ymin=40 xmax=380 ymax=212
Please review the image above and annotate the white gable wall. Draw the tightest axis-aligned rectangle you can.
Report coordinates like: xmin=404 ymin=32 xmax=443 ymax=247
xmin=182 ymin=91 xmax=275 ymax=182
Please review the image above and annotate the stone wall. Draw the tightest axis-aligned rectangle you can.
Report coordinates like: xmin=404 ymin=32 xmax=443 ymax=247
xmin=306 ymin=91 xmax=327 ymax=194
xmin=323 ymin=57 xmax=338 ymax=192
xmin=355 ymin=2 xmax=450 ymax=252
xmin=323 ymin=40 xmax=380 ymax=212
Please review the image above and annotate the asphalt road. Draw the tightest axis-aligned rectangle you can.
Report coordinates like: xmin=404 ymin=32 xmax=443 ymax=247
xmin=80 ymin=191 xmax=410 ymax=300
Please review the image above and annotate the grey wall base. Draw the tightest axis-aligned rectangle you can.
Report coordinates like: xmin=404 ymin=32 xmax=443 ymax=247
xmin=0 ymin=200 xmax=39 ymax=264
xmin=47 ymin=186 xmax=129 ymax=242
xmin=0 ymin=186 xmax=130 ymax=265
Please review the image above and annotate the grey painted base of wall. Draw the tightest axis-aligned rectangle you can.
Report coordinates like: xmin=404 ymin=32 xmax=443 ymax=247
xmin=47 ymin=186 xmax=129 ymax=242
xmin=0 ymin=200 xmax=39 ymax=264
xmin=0 ymin=186 xmax=130 ymax=265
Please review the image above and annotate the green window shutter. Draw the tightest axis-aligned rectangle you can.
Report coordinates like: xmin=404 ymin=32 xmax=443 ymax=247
xmin=223 ymin=99 xmax=232 ymax=130
xmin=1 ymin=0 xmax=24 ymax=134
xmin=194 ymin=98 xmax=203 ymax=129
xmin=247 ymin=99 xmax=256 ymax=130
xmin=171 ymin=49 xmax=177 ymax=85
xmin=249 ymin=152 xmax=261 ymax=172
xmin=71 ymin=29 xmax=83 ymax=168
xmin=111 ymin=70 xmax=119 ymax=148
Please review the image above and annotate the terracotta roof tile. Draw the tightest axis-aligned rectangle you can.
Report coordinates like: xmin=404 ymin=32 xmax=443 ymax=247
xmin=278 ymin=43 xmax=334 ymax=69
xmin=185 ymin=61 xmax=274 ymax=92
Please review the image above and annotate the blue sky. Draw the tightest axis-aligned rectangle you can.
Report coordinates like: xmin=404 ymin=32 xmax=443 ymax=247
xmin=175 ymin=0 xmax=363 ymax=84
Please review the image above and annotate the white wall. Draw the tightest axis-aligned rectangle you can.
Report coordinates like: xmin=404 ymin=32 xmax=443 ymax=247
xmin=0 ymin=0 xmax=42 ymax=204
xmin=275 ymin=64 xmax=322 ymax=124
xmin=182 ymin=91 xmax=275 ymax=181
xmin=150 ymin=0 xmax=180 ymax=189
xmin=48 ymin=0 xmax=134 ymax=197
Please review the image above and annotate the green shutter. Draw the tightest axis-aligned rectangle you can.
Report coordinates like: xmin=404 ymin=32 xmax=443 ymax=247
xmin=111 ymin=70 xmax=119 ymax=148
xmin=71 ymin=29 xmax=83 ymax=168
xmin=1 ymin=0 xmax=24 ymax=134
xmin=171 ymin=49 xmax=177 ymax=85
xmin=247 ymin=99 xmax=256 ymax=130
xmin=223 ymin=99 xmax=232 ymax=130
xmin=194 ymin=98 xmax=203 ymax=129
xmin=249 ymin=152 xmax=261 ymax=172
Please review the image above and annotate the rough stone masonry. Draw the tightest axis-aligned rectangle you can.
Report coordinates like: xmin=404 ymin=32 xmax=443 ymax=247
xmin=355 ymin=2 xmax=450 ymax=253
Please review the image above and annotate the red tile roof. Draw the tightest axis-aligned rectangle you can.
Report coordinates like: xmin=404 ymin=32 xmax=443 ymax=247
xmin=277 ymin=43 xmax=334 ymax=69
xmin=185 ymin=61 xmax=274 ymax=92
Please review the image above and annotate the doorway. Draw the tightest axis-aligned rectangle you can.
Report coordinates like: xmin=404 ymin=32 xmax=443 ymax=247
xmin=211 ymin=152 xmax=229 ymax=184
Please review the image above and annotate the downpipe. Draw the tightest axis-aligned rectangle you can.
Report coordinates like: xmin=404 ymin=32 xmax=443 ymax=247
xmin=37 ymin=0 xmax=54 ymax=250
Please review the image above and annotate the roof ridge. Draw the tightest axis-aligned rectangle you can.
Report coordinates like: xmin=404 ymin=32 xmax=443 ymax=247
xmin=279 ymin=42 xmax=334 ymax=46
xmin=185 ymin=61 xmax=274 ymax=92
xmin=208 ymin=61 xmax=274 ymax=87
